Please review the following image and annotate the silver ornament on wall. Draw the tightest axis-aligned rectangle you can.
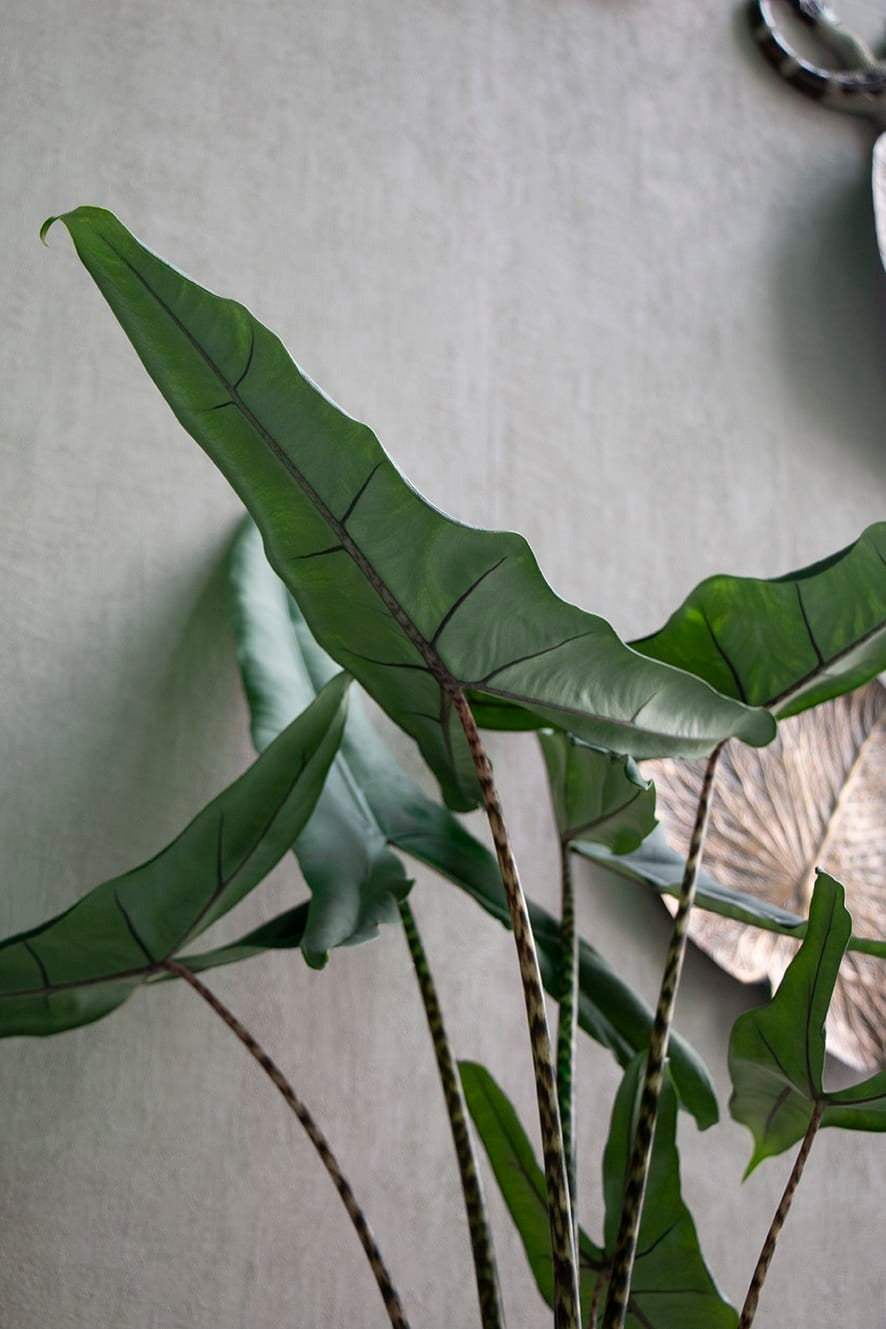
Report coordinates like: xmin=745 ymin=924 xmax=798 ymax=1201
xmin=644 ymin=679 xmax=885 ymax=1071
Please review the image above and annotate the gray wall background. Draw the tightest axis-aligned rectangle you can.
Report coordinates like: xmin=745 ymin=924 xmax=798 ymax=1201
xmin=1 ymin=1 xmax=883 ymax=1326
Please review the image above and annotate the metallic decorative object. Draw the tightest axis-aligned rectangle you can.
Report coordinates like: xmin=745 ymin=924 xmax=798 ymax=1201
xmin=645 ymin=680 xmax=885 ymax=1070
xmin=750 ymin=0 xmax=886 ymax=267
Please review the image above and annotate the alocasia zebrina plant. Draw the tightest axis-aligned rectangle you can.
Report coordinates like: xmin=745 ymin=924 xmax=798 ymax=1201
xmin=1 ymin=207 xmax=883 ymax=1329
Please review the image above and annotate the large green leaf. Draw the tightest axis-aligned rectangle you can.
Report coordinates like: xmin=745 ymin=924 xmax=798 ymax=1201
xmin=632 ymin=526 xmax=886 ymax=718
xmin=228 ymin=522 xmax=718 ymax=1127
xmin=578 ymin=827 xmax=886 ymax=959
xmin=0 ymin=676 xmax=349 ymax=1037
xmin=45 ymin=207 xmax=774 ymax=813
xmin=539 ymin=730 xmax=657 ymax=854
xmin=729 ymin=872 xmax=886 ymax=1173
xmin=460 ymin=1059 xmax=736 ymax=1329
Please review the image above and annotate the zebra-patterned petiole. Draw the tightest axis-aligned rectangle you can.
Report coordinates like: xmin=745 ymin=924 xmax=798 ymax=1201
xmin=601 ymin=742 xmax=724 ymax=1329
xmin=451 ymin=688 xmax=581 ymax=1329
xmin=165 ymin=960 xmax=412 ymax=1329
xmin=399 ymin=898 xmax=507 ymax=1329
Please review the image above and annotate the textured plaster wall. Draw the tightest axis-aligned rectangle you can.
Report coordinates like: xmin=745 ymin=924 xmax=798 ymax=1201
xmin=1 ymin=2 xmax=883 ymax=1327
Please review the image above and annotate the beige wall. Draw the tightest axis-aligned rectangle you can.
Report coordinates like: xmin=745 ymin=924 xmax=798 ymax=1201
xmin=1 ymin=2 xmax=883 ymax=1326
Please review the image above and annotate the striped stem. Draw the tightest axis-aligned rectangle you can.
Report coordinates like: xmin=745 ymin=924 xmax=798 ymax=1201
xmin=451 ymin=689 xmax=580 ymax=1329
xmin=556 ymin=841 xmax=579 ymax=1231
xmin=601 ymin=743 xmax=723 ymax=1329
xmin=738 ymin=1101 xmax=824 ymax=1329
xmin=165 ymin=960 xmax=411 ymax=1329
xmin=399 ymin=898 xmax=507 ymax=1329
xmin=586 ymin=1267 xmax=605 ymax=1329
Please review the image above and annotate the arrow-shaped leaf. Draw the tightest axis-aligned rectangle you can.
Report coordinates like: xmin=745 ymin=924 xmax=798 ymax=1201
xmin=539 ymin=730 xmax=657 ymax=854
xmin=460 ymin=1059 xmax=736 ymax=1328
xmin=45 ymin=207 xmax=774 ymax=813
xmin=0 ymin=675 xmax=349 ymax=1038
xmin=631 ymin=525 xmax=886 ymax=718
xmin=576 ymin=827 xmax=886 ymax=960
xmin=729 ymin=872 xmax=886 ymax=1173
xmin=228 ymin=521 xmax=718 ymax=1127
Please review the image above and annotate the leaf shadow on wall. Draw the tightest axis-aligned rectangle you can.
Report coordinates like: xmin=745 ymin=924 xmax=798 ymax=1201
xmin=4 ymin=532 xmax=247 ymax=926
xmin=770 ymin=168 xmax=886 ymax=474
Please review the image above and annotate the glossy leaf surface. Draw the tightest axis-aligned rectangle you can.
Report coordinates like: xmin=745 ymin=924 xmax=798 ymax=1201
xmin=729 ymin=872 xmax=886 ymax=1173
xmin=539 ymin=730 xmax=656 ymax=853
xmin=460 ymin=1059 xmax=736 ymax=1328
xmin=229 ymin=523 xmax=717 ymax=1126
xmin=578 ymin=827 xmax=886 ymax=960
xmin=632 ymin=524 xmax=886 ymax=718
xmin=0 ymin=676 xmax=349 ymax=1037
xmin=47 ymin=207 xmax=774 ymax=812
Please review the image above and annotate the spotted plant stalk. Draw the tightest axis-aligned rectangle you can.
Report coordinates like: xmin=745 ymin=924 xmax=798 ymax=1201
xmin=451 ymin=689 xmax=581 ymax=1329
xmin=399 ymin=899 xmax=506 ymax=1329
xmin=601 ymin=743 xmax=724 ymax=1329
xmin=738 ymin=1102 xmax=824 ymax=1329
xmin=555 ymin=842 xmax=579 ymax=1227
xmin=164 ymin=961 xmax=411 ymax=1329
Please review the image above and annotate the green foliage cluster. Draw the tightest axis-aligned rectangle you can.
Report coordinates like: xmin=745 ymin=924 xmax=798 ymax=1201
xmin=3 ymin=208 xmax=884 ymax=1328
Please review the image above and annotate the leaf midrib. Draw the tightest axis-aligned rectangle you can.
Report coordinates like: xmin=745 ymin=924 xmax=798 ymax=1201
xmin=100 ymin=225 xmax=755 ymax=752
xmin=768 ymin=615 xmax=886 ymax=715
xmin=477 ymin=682 xmax=733 ymax=749
xmin=0 ymin=751 xmax=307 ymax=1003
xmin=102 ymin=232 xmax=456 ymax=691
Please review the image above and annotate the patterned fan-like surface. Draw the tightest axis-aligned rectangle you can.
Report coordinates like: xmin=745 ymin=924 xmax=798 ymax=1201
xmin=644 ymin=680 xmax=885 ymax=1070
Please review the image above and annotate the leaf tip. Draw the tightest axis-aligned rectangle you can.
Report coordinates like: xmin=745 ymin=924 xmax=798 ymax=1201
xmin=742 ymin=1152 xmax=762 ymax=1181
xmin=39 ymin=215 xmax=61 ymax=246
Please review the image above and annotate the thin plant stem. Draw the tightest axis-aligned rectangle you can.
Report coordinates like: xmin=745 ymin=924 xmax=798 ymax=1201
xmin=601 ymin=742 xmax=724 ymax=1329
xmin=556 ymin=840 xmax=579 ymax=1232
xmin=164 ymin=960 xmax=411 ymax=1329
xmin=451 ymin=688 xmax=580 ymax=1329
xmin=738 ymin=1102 xmax=824 ymax=1329
xmin=398 ymin=897 xmax=507 ymax=1329
xmin=586 ymin=1267 xmax=605 ymax=1329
